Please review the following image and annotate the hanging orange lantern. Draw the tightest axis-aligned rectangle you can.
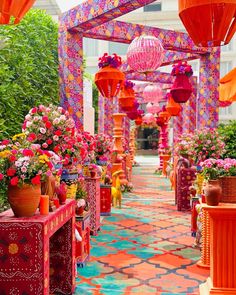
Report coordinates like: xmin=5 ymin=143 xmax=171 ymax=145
xmin=0 ymin=0 xmax=35 ymax=24
xmin=118 ymin=80 xmax=135 ymax=111
xmin=166 ymin=93 xmax=181 ymax=116
xmin=159 ymin=107 xmax=171 ymax=123
xmin=179 ymin=0 xmax=236 ymax=47
xmin=95 ymin=53 xmax=125 ymax=98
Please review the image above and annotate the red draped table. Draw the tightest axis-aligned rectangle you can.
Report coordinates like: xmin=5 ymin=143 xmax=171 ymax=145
xmin=0 ymin=199 xmax=76 ymax=295
xmin=100 ymin=185 xmax=112 ymax=216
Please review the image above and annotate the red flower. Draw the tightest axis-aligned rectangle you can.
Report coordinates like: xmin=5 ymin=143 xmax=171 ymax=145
xmin=46 ymin=139 xmax=53 ymax=145
xmin=53 ymin=146 xmax=60 ymax=153
xmin=27 ymin=133 xmax=37 ymax=142
xmin=10 ymin=176 xmax=19 ymax=186
xmin=0 ymin=173 xmax=4 ymax=180
xmin=47 ymin=162 xmax=53 ymax=169
xmin=45 ymin=121 xmax=52 ymax=129
xmin=9 ymin=155 xmax=17 ymax=162
xmin=31 ymin=107 xmax=38 ymax=114
xmin=1 ymin=139 xmax=10 ymax=145
xmin=42 ymin=116 xmax=49 ymax=122
xmin=7 ymin=168 xmax=16 ymax=177
xmin=23 ymin=149 xmax=34 ymax=157
xmin=31 ymin=175 xmax=41 ymax=185
xmin=54 ymin=130 xmax=62 ymax=136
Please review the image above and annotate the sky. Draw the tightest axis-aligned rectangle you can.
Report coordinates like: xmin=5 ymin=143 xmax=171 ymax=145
xmin=55 ymin=0 xmax=84 ymax=12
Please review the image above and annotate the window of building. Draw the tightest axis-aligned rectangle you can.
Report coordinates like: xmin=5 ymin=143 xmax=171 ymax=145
xmin=221 ymin=42 xmax=233 ymax=52
xmin=144 ymin=2 xmax=162 ymax=12
xmin=83 ymin=38 xmax=99 ymax=57
xmin=108 ymin=41 xmax=129 ymax=56
xmin=219 ymin=105 xmax=232 ymax=116
xmin=220 ymin=61 xmax=232 ymax=77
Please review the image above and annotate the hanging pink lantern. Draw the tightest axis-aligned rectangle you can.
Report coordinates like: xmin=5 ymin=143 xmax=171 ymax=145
xmin=146 ymin=103 xmax=153 ymax=113
xmin=147 ymin=103 xmax=161 ymax=114
xmin=127 ymin=35 xmax=164 ymax=73
xmin=142 ymin=113 xmax=155 ymax=124
xmin=143 ymin=85 xmax=163 ymax=103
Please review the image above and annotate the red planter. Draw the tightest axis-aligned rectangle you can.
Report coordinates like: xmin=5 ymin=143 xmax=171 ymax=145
xmin=170 ymin=74 xmax=192 ymax=103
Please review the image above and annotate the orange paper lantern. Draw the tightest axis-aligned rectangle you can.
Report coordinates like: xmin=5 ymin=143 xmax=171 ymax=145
xmin=166 ymin=94 xmax=181 ymax=116
xmin=0 ymin=0 xmax=35 ymax=24
xmin=179 ymin=0 xmax=236 ymax=47
xmin=135 ymin=116 xmax=142 ymax=126
xmin=95 ymin=65 xmax=125 ymax=98
xmin=159 ymin=109 xmax=171 ymax=123
xmin=119 ymin=87 xmax=135 ymax=111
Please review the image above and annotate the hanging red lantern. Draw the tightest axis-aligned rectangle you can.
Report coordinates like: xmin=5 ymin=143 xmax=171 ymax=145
xmin=159 ymin=106 xmax=171 ymax=123
xmin=0 ymin=0 xmax=35 ymax=24
xmin=170 ymin=62 xmax=193 ymax=103
xmin=179 ymin=0 xmax=236 ymax=47
xmin=127 ymin=35 xmax=164 ymax=73
xmin=95 ymin=53 xmax=125 ymax=98
xmin=135 ymin=116 xmax=142 ymax=126
xmin=166 ymin=93 xmax=181 ymax=116
xmin=143 ymin=85 xmax=163 ymax=103
xmin=156 ymin=116 xmax=165 ymax=127
xmin=118 ymin=80 xmax=135 ymax=111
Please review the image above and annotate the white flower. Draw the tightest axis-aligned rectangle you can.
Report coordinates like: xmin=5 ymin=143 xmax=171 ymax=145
xmin=53 ymin=135 xmax=59 ymax=141
xmin=40 ymin=128 xmax=46 ymax=134
xmin=31 ymin=144 xmax=41 ymax=150
xmin=53 ymin=118 xmax=60 ymax=125
xmin=58 ymin=107 xmax=63 ymax=113
xmin=26 ymin=121 xmax=32 ymax=128
xmin=21 ymin=166 xmax=27 ymax=173
xmin=15 ymin=161 xmax=22 ymax=167
xmin=25 ymin=114 xmax=31 ymax=120
xmin=33 ymin=116 xmax=40 ymax=122
xmin=59 ymin=115 xmax=66 ymax=121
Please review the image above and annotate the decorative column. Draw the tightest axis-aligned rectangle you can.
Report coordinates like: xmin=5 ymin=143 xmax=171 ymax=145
xmin=158 ymin=123 xmax=170 ymax=176
xmin=129 ymin=128 xmax=136 ymax=167
xmin=112 ymin=113 xmax=127 ymax=185
xmin=200 ymin=204 xmax=236 ymax=294
xmin=59 ymin=26 xmax=83 ymax=130
xmin=104 ymin=97 xmax=114 ymax=136
xmin=98 ymin=94 xmax=105 ymax=133
xmin=123 ymin=116 xmax=131 ymax=181
xmin=198 ymin=48 xmax=220 ymax=129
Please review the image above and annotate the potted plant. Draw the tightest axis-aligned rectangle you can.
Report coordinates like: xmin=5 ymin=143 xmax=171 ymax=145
xmin=170 ymin=61 xmax=193 ymax=103
xmin=200 ymin=158 xmax=222 ymax=206
xmin=95 ymin=53 xmax=125 ymax=98
xmin=0 ymin=138 xmax=56 ymax=217
xmin=88 ymin=163 xmax=98 ymax=178
xmin=75 ymin=178 xmax=87 ymax=215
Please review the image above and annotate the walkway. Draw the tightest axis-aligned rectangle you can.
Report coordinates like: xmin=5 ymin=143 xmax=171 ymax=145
xmin=75 ymin=156 xmax=209 ymax=295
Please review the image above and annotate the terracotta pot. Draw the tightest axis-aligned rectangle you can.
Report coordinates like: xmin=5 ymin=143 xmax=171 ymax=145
xmin=76 ymin=206 xmax=84 ymax=216
xmin=204 ymin=180 xmax=222 ymax=206
xmin=170 ymin=74 xmax=192 ymax=103
xmin=8 ymin=184 xmax=41 ymax=217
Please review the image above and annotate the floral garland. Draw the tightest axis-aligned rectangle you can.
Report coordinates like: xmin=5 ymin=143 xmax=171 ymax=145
xmin=124 ymin=80 xmax=135 ymax=89
xmin=98 ymin=53 xmax=122 ymax=69
xmin=171 ymin=61 xmax=193 ymax=77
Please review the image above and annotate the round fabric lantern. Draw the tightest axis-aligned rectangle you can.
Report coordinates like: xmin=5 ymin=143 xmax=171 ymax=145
xmin=179 ymin=0 xmax=236 ymax=47
xmin=0 ymin=0 xmax=35 ymax=24
xmin=143 ymin=85 xmax=163 ymax=103
xmin=166 ymin=94 xmax=181 ymax=116
xmin=148 ymin=103 xmax=161 ymax=114
xmin=127 ymin=35 xmax=164 ymax=73
xmin=146 ymin=103 xmax=153 ymax=113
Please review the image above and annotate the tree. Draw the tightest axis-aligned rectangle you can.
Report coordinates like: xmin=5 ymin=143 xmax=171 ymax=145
xmin=0 ymin=9 xmax=59 ymax=139
xmin=218 ymin=120 xmax=236 ymax=159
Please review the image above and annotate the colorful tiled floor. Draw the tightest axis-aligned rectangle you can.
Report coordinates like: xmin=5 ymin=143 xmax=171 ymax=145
xmin=75 ymin=157 xmax=209 ymax=294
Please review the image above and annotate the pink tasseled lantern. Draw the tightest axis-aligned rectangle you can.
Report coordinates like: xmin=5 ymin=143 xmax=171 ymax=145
xmin=127 ymin=35 xmax=164 ymax=73
xmin=143 ymin=85 xmax=163 ymax=103
xmin=142 ymin=113 xmax=155 ymax=124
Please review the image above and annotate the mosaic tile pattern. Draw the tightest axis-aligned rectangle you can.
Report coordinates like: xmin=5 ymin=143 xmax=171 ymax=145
xmin=75 ymin=160 xmax=209 ymax=294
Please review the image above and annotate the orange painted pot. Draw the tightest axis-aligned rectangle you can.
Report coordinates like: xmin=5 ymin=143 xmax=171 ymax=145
xmin=8 ymin=184 xmax=41 ymax=217
xmin=204 ymin=180 xmax=222 ymax=206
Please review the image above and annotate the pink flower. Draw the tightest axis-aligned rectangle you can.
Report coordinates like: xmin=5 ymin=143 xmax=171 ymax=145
xmin=21 ymin=166 xmax=27 ymax=173
xmin=40 ymin=128 xmax=46 ymax=134
xmin=0 ymin=173 xmax=4 ymax=180
xmin=42 ymin=143 xmax=48 ymax=149
xmin=53 ymin=135 xmax=59 ymax=141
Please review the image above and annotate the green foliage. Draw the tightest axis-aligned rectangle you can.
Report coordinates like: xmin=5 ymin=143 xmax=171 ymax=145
xmin=218 ymin=120 xmax=236 ymax=159
xmin=0 ymin=9 xmax=59 ymax=139
xmin=92 ymin=84 xmax=99 ymax=133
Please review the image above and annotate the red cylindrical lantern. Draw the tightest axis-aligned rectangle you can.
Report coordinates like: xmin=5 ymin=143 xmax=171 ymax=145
xmin=179 ymin=0 xmax=236 ymax=47
xmin=118 ymin=80 xmax=135 ymax=111
xmin=0 ymin=0 xmax=35 ymax=24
